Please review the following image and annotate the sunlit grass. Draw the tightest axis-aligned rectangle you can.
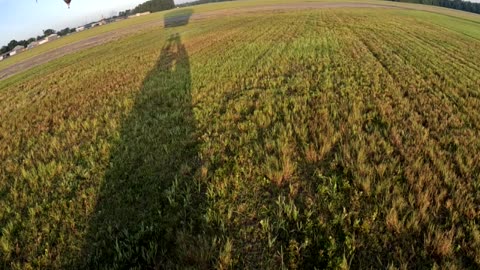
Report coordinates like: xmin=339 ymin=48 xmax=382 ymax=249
xmin=2 ymin=0 xmax=480 ymax=71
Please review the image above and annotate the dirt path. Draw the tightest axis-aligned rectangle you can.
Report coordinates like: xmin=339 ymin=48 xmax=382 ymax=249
xmin=0 ymin=2 xmax=395 ymax=81
xmin=0 ymin=20 xmax=166 ymax=81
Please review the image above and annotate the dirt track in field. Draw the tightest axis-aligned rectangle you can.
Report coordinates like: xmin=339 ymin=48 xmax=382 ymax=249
xmin=0 ymin=2 xmax=396 ymax=81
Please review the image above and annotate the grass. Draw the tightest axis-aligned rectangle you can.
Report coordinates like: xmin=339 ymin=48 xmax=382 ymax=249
xmin=0 ymin=0 xmax=320 ymax=71
xmin=1 ymin=1 xmax=480 ymax=269
xmin=3 ymin=0 xmax=480 ymax=71
xmin=0 ymin=16 xmax=155 ymax=71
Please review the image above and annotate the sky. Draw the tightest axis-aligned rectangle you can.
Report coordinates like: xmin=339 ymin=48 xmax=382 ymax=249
xmin=0 ymin=0 xmax=192 ymax=46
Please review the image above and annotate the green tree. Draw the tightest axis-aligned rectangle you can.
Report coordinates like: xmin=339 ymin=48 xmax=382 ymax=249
xmin=58 ymin=27 xmax=72 ymax=36
xmin=43 ymin=29 xmax=56 ymax=36
xmin=7 ymin=40 xmax=18 ymax=51
xmin=390 ymin=0 xmax=480 ymax=14
xmin=132 ymin=0 xmax=175 ymax=14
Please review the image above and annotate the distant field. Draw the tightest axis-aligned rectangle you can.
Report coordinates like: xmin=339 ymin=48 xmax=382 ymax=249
xmin=2 ymin=0 xmax=480 ymax=72
xmin=1 ymin=0 xmax=480 ymax=269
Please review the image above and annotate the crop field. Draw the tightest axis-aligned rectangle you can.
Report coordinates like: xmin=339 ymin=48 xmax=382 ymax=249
xmin=1 ymin=1 xmax=480 ymax=269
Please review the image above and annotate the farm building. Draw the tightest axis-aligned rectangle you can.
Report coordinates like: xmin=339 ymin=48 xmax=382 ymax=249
xmin=27 ymin=41 xmax=39 ymax=50
xmin=1 ymin=52 xmax=10 ymax=60
xmin=90 ymin=19 xmax=107 ymax=28
xmin=46 ymin=34 xmax=59 ymax=42
xmin=9 ymin=45 xmax=25 ymax=56
xmin=76 ymin=26 xmax=85 ymax=32
xmin=128 ymin=12 xmax=151 ymax=18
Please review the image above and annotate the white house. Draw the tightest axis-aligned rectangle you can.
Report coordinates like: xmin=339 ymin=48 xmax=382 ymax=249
xmin=76 ymin=26 xmax=85 ymax=32
xmin=9 ymin=45 xmax=25 ymax=56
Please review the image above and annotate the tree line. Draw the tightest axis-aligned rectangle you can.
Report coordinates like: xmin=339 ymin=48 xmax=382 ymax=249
xmin=1 ymin=28 xmax=75 ymax=55
xmin=118 ymin=0 xmax=174 ymax=17
xmin=2 ymin=0 xmax=231 ymax=55
xmin=177 ymin=0 xmax=232 ymax=8
xmin=118 ymin=0 xmax=231 ymax=16
xmin=389 ymin=0 xmax=480 ymax=14
xmin=132 ymin=0 xmax=175 ymax=13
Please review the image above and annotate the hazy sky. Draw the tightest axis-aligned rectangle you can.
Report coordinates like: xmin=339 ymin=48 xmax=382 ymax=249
xmin=0 ymin=0 xmax=192 ymax=46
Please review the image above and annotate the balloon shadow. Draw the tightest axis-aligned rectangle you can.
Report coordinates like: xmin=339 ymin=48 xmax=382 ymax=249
xmin=164 ymin=9 xmax=193 ymax=28
xmin=79 ymin=10 xmax=212 ymax=269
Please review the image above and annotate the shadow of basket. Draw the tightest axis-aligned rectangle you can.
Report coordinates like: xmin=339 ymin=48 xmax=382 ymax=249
xmin=164 ymin=8 xmax=194 ymax=28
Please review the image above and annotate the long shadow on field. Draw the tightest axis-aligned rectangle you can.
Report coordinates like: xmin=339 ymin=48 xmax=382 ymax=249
xmin=80 ymin=11 xmax=211 ymax=269
xmin=164 ymin=8 xmax=193 ymax=28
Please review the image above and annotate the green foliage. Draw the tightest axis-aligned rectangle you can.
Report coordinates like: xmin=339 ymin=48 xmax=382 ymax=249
xmin=389 ymin=0 xmax=480 ymax=14
xmin=57 ymin=28 xmax=75 ymax=37
xmin=132 ymin=0 xmax=175 ymax=14
xmin=1 ymin=2 xmax=480 ymax=269
xmin=43 ymin=29 xmax=56 ymax=36
xmin=177 ymin=0 xmax=233 ymax=8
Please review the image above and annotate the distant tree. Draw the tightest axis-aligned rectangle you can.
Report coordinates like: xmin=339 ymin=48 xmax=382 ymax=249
xmin=0 ymin=46 xmax=8 ymax=54
xmin=58 ymin=27 xmax=71 ymax=36
xmin=132 ymin=0 xmax=175 ymax=14
xmin=119 ymin=9 xmax=133 ymax=17
xmin=43 ymin=29 xmax=56 ymax=36
xmin=177 ymin=0 xmax=232 ymax=7
xmin=7 ymin=40 xmax=18 ymax=51
xmin=27 ymin=38 xmax=36 ymax=43
xmin=389 ymin=0 xmax=480 ymax=14
xmin=17 ymin=40 xmax=28 ymax=47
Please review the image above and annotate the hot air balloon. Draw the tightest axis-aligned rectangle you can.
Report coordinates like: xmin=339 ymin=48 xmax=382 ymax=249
xmin=36 ymin=0 xmax=71 ymax=8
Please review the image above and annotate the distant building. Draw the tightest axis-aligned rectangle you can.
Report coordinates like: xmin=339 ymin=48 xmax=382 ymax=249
xmin=128 ymin=12 xmax=151 ymax=18
xmin=89 ymin=19 xmax=107 ymax=28
xmin=1 ymin=52 xmax=9 ymax=60
xmin=46 ymin=34 xmax=59 ymax=42
xmin=9 ymin=45 xmax=25 ymax=56
xmin=38 ymin=39 xmax=48 ymax=45
xmin=0 ymin=55 xmax=3 ymax=61
xmin=76 ymin=26 xmax=85 ymax=32
xmin=27 ymin=41 xmax=39 ymax=50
